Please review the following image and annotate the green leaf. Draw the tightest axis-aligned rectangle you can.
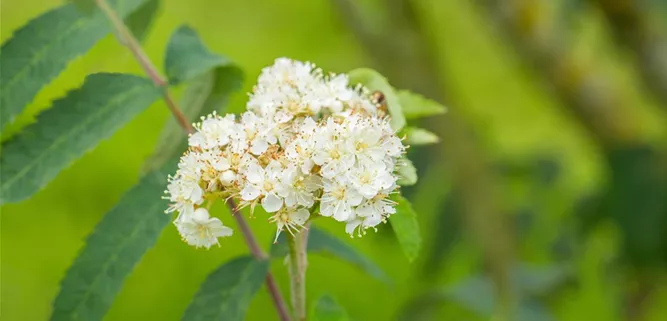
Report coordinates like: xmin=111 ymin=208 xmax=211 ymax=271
xmin=403 ymin=127 xmax=439 ymax=145
xmin=271 ymin=227 xmax=389 ymax=284
xmin=124 ymin=0 xmax=160 ymax=41
xmin=164 ymin=25 xmax=237 ymax=85
xmin=444 ymin=277 xmax=554 ymax=321
xmin=181 ymin=256 xmax=270 ymax=321
xmin=69 ymin=0 xmax=96 ymax=15
xmin=144 ymin=26 xmax=243 ymax=171
xmin=390 ymin=195 xmax=421 ymax=262
xmin=397 ymin=90 xmax=446 ymax=119
xmin=348 ymin=68 xmax=406 ymax=130
xmin=442 ymin=265 xmax=569 ymax=321
xmin=0 ymin=1 xmax=149 ymax=132
xmin=396 ymin=157 xmax=418 ymax=186
xmin=423 ymin=186 xmax=460 ymax=276
xmin=397 ymin=264 xmax=567 ymax=321
xmin=602 ymin=146 xmax=667 ymax=267
xmin=50 ymin=158 xmax=177 ymax=321
xmin=0 ymin=73 xmax=161 ymax=204
xmin=311 ymin=295 xmax=350 ymax=321
xmin=513 ymin=264 xmax=572 ymax=297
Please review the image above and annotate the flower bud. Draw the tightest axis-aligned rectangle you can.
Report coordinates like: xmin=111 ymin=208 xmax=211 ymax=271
xmin=219 ymin=170 xmax=237 ymax=185
xmin=192 ymin=208 xmax=210 ymax=223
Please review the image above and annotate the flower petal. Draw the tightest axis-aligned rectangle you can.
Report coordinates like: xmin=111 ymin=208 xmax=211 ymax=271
xmin=290 ymin=208 xmax=310 ymax=225
xmin=241 ymin=185 xmax=261 ymax=201
xmin=262 ymin=193 xmax=284 ymax=213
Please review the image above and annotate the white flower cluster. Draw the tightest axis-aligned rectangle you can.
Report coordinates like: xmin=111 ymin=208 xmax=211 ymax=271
xmin=164 ymin=58 xmax=406 ymax=249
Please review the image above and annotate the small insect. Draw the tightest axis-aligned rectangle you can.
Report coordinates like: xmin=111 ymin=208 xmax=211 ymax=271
xmin=370 ymin=90 xmax=388 ymax=113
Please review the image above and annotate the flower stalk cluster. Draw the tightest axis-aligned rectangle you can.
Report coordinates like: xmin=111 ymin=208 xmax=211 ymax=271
xmin=164 ymin=58 xmax=407 ymax=248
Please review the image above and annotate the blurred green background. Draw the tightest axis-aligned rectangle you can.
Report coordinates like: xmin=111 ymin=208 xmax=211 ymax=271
xmin=2 ymin=0 xmax=667 ymax=320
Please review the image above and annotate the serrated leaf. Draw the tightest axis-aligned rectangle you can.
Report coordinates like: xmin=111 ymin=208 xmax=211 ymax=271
xmin=390 ymin=195 xmax=421 ymax=262
xmin=311 ymin=295 xmax=350 ymax=321
xmin=144 ymin=26 xmax=243 ymax=171
xmin=164 ymin=25 xmax=236 ymax=85
xmin=50 ymin=158 xmax=177 ymax=321
xmin=348 ymin=68 xmax=406 ymax=130
xmin=182 ymin=256 xmax=269 ymax=321
xmin=124 ymin=0 xmax=160 ymax=41
xmin=0 ymin=73 xmax=161 ymax=204
xmin=397 ymin=90 xmax=446 ymax=119
xmin=0 ymin=0 xmax=149 ymax=132
xmin=271 ymin=227 xmax=389 ymax=284
xmin=396 ymin=157 xmax=418 ymax=186
xmin=403 ymin=127 xmax=439 ymax=145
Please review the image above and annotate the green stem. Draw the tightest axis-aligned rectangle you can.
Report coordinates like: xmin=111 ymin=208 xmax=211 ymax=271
xmin=287 ymin=230 xmax=308 ymax=321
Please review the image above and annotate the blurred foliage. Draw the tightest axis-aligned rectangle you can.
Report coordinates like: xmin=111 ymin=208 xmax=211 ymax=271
xmin=1 ymin=0 xmax=666 ymax=320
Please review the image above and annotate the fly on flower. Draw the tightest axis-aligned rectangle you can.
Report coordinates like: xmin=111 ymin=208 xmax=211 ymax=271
xmin=370 ymin=90 xmax=388 ymax=114
xmin=164 ymin=58 xmax=408 ymax=248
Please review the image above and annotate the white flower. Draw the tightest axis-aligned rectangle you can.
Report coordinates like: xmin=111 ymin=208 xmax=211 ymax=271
xmin=345 ymin=193 xmax=396 ymax=236
xmin=189 ymin=113 xmax=236 ymax=149
xmin=340 ymin=87 xmax=377 ymax=116
xmin=164 ymin=57 xmax=416 ymax=246
xmin=198 ymin=150 xmax=230 ymax=191
xmin=381 ymin=134 xmax=404 ymax=159
xmin=248 ymin=58 xmax=323 ymax=118
xmin=165 ymin=152 xmax=204 ymax=212
xmin=347 ymin=163 xmax=396 ymax=199
xmin=219 ymin=170 xmax=237 ymax=186
xmin=175 ymin=208 xmax=233 ymax=249
xmin=356 ymin=193 xmax=396 ymax=221
xmin=312 ymin=119 xmax=355 ymax=178
xmin=285 ymin=118 xmax=318 ymax=174
xmin=348 ymin=119 xmax=386 ymax=164
xmin=240 ymin=159 xmax=285 ymax=212
xmin=320 ymin=177 xmax=363 ymax=221
xmin=240 ymin=111 xmax=278 ymax=155
xmin=269 ymin=207 xmax=310 ymax=241
xmin=285 ymin=137 xmax=315 ymax=174
xmin=278 ymin=165 xmax=320 ymax=207
xmin=305 ymin=73 xmax=353 ymax=113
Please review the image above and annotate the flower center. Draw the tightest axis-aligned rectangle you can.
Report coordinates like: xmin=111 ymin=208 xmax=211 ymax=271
xmin=355 ymin=141 xmax=368 ymax=152
xmin=230 ymin=154 xmax=241 ymax=167
xmin=329 ymin=148 xmax=340 ymax=160
xmin=263 ymin=181 xmax=275 ymax=191
xmin=373 ymin=193 xmax=388 ymax=201
xmin=332 ymin=187 xmax=346 ymax=200
xmin=197 ymin=224 xmax=209 ymax=238
xmin=245 ymin=128 xmax=257 ymax=140
xmin=287 ymin=102 xmax=301 ymax=114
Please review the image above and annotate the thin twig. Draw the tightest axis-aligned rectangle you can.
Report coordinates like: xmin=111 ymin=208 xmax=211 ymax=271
xmin=227 ymin=201 xmax=292 ymax=321
xmin=94 ymin=1 xmax=290 ymax=320
xmin=625 ymin=276 xmax=653 ymax=321
xmin=265 ymin=273 xmax=292 ymax=321
xmin=94 ymin=0 xmax=192 ymax=133
xmin=226 ymin=199 xmax=268 ymax=259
